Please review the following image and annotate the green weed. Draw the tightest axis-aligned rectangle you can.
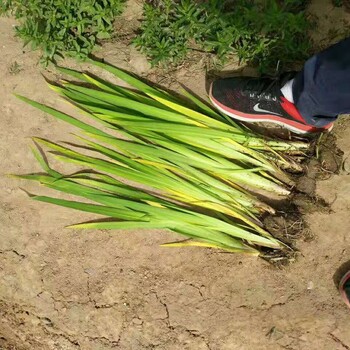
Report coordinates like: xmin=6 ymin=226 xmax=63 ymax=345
xmin=9 ymin=61 xmax=22 ymax=75
xmin=332 ymin=0 xmax=344 ymax=6
xmin=0 ymin=0 xmax=126 ymax=65
xmin=134 ymin=0 xmax=312 ymax=72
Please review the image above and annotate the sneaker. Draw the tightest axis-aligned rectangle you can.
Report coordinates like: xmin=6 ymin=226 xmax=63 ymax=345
xmin=339 ymin=270 xmax=350 ymax=309
xmin=209 ymin=75 xmax=334 ymax=134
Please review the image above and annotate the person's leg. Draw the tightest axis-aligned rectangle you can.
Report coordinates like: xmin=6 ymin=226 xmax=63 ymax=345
xmin=291 ymin=37 xmax=350 ymax=127
xmin=209 ymin=37 xmax=350 ymax=134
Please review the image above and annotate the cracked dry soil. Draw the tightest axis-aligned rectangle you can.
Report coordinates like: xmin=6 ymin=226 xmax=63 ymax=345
xmin=1 ymin=9 xmax=350 ymax=350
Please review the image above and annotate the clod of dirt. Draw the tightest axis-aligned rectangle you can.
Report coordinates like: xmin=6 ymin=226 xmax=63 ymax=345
xmin=264 ymin=211 xmax=306 ymax=246
xmin=132 ymin=317 xmax=143 ymax=325
xmin=260 ymin=247 xmax=297 ymax=267
xmin=292 ymin=193 xmax=329 ymax=214
xmin=294 ymin=158 xmax=318 ymax=195
xmin=261 ymin=208 xmax=311 ymax=267
xmin=316 ymin=133 xmax=344 ymax=175
xmin=319 ymin=149 xmax=341 ymax=174
xmin=296 ymin=176 xmax=316 ymax=196
xmin=294 ymin=133 xmax=344 ymax=195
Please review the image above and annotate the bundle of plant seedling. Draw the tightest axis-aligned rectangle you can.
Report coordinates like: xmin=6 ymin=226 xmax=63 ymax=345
xmin=15 ymin=59 xmax=310 ymax=256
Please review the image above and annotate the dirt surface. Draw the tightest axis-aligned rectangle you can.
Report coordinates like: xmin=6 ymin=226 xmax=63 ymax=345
xmin=1 ymin=1 xmax=350 ymax=349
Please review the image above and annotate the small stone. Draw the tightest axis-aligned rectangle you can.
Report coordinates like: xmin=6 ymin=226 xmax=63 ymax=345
xmin=266 ymin=326 xmax=284 ymax=341
xmin=343 ymin=156 xmax=350 ymax=173
xmin=307 ymin=281 xmax=314 ymax=290
xmin=132 ymin=318 xmax=143 ymax=325
xmin=41 ymin=317 xmax=53 ymax=327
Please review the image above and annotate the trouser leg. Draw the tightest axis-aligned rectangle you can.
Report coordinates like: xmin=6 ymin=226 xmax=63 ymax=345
xmin=292 ymin=37 xmax=350 ymax=127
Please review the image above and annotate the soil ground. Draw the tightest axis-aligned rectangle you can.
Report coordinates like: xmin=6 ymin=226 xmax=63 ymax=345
xmin=1 ymin=1 xmax=350 ymax=349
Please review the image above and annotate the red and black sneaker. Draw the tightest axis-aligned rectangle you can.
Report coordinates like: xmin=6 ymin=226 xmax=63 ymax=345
xmin=209 ymin=74 xmax=333 ymax=134
xmin=340 ymin=270 xmax=350 ymax=309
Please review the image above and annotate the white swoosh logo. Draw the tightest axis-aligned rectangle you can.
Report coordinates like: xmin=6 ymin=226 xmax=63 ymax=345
xmin=253 ymin=103 xmax=282 ymax=116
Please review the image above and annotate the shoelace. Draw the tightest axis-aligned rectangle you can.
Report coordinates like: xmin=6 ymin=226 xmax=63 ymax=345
xmin=243 ymin=72 xmax=296 ymax=101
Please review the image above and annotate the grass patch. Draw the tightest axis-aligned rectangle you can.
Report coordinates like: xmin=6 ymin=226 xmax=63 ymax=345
xmin=134 ymin=0 xmax=312 ymax=72
xmin=0 ymin=0 xmax=126 ymax=64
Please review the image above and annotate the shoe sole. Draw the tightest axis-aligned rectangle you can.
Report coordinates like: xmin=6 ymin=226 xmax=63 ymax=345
xmin=209 ymin=85 xmax=333 ymax=135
